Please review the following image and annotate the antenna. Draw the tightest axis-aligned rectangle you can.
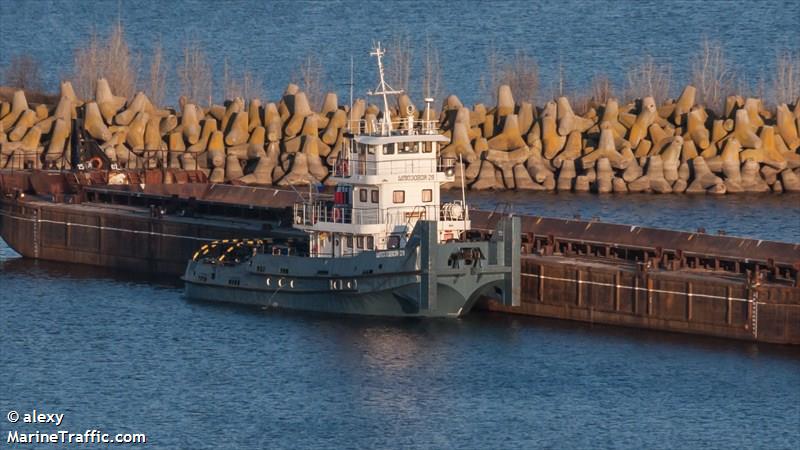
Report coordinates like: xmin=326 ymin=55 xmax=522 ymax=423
xmin=367 ymin=41 xmax=403 ymax=135
xmin=459 ymin=153 xmax=469 ymax=237
xmin=349 ymin=54 xmax=354 ymax=132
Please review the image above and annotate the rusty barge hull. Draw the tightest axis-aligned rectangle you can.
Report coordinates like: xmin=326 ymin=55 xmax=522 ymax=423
xmin=1 ymin=170 xmax=798 ymax=344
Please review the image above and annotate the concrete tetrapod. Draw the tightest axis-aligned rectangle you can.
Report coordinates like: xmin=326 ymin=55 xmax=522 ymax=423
xmin=96 ymin=78 xmax=126 ymax=124
xmin=182 ymin=104 xmax=201 ymax=145
xmin=225 ymin=111 xmax=249 ymax=146
xmin=594 ymin=157 xmax=613 ymax=193
xmin=776 ymin=104 xmax=800 ymax=150
xmin=628 ymin=97 xmax=658 ymax=148
xmin=487 ymin=114 xmax=527 ymax=151
xmin=84 ymin=102 xmax=112 ymax=142
xmin=557 ymin=96 xmax=594 ymax=136
xmin=0 ymin=91 xmax=29 ymax=130
xmin=496 ymin=85 xmax=515 ymax=117
xmin=188 ymin=118 xmax=217 ymax=153
xmin=672 ymin=85 xmax=696 ymax=126
xmin=441 ymin=121 xmax=477 ymax=162
xmin=8 ymin=110 xmax=36 ymax=142
xmin=686 ymin=156 xmax=722 ymax=193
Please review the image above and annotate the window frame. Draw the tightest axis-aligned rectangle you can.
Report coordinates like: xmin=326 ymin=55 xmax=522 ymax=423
xmin=392 ymin=190 xmax=405 ymax=204
xmin=422 ymin=189 xmax=433 ymax=202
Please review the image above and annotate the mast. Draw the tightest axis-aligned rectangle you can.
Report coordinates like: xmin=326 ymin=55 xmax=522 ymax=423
xmin=368 ymin=42 xmax=403 ymax=135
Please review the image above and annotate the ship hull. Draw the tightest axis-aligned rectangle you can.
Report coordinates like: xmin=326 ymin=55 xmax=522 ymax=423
xmin=184 ymin=279 xmax=477 ymax=317
xmin=182 ymin=219 xmax=522 ymax=318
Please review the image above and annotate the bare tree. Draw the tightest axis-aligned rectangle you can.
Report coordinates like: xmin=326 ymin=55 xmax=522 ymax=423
xmin=773 ymin=50 xmax=800 ymax=105
xmin=387 ymin=34 xmax=412 ymax=93
xmin=178 ymin=40 xmax=213 ymax=106
xmin=3 ymin=54 xmax=44 ymax=93
xmin=421 ymin=37 xmax=443 ymax=102
xmin=295 ymin=54 xmax=325 ymax=110
xmin=624 ymin=55 xmax=671 ymax=105
xmin=690 ymin=38 xmax=735 ymax=114
xmin=242 ymin=69 xmax=264 ymax=101
xmin=222 ymin=59 xmax=264 ymax=102
xmin=147 ymin=41 xmax=167 ymax=107
xmin=589 ymin=73 xmax=614 ymax=104
xmin=501 ymin=51 xmax=539 ymax=104
xmin=222 ymin=58 xmax=241 ymax=100
xmin=481 ymin=47 xmax=539 ymax=104
xmin=72 ymin=21 xmax=138 ymax=100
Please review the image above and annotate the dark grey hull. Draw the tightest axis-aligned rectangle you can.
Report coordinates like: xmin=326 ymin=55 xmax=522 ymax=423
xmin=184 ymin=278 xmax=490 ymax=317
xmin=182 ymin=218 xmax=521 ymax=318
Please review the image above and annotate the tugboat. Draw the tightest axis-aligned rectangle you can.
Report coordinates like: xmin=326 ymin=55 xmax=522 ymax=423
xmin=182 ymin=44 xmax=521 ymax=317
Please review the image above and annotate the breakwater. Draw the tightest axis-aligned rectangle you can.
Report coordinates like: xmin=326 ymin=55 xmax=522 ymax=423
xmin=1 ymin=82 xmax=799 ymax=194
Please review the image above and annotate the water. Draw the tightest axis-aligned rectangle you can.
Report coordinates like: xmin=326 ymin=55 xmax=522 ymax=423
xmin=2 ymin=2 xmax=800 ymax=447
xmin=1 ymin=242 xmax=799 ymax=449
xmin=1 ymin=1 xmax=798 ymax=105
xmin=463 ymin=192 xmax=800 ymax=243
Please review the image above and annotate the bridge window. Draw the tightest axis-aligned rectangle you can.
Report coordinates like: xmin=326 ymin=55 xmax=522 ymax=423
xmin=423 ymin=142 xmax=434 ymax=153
xmin=382 ymin=144 xmax=395 ymax=155
xmin=399 ymin=142 xmax=419 ymax=154
xmin=371 ymin=190 xmax=378 ymax=203
xmin=359 ymin=189 xmax=368 ymax=202
xmin=393 ymin=190 xmax=405 ymax=204
xmin=422 ymin=189 xmax=432 ymax=202
xmin=366 ymin=236 xmax=375 ymax=249
xmin=388 ymin=235 xmax=400 ymax=249
xmin=356 ymin=236 xmax=364 ymax=249
xmin=346 ymin=236 xmax=353 ymax=248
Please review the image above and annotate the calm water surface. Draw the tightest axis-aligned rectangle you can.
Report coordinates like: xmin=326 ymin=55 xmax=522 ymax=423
xmin=2 ymin=1 xmax=800 ymax=448
xmin=1 ymin=236 xmax=799 ymax=449
xmin=1 ymin=1 xmax=799 ymax=104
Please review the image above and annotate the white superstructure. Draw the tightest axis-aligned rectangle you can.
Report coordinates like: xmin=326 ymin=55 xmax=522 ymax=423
xmin=292 ymin=43 xmax=470 ymax=257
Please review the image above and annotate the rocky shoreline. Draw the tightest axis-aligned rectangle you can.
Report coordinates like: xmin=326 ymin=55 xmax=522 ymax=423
xmin=1 ymin=81 xmax=799 ymax=194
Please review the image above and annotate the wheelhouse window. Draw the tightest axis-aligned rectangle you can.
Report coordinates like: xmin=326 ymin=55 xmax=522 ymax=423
xmin=387 ymin=235 xmax=401 ymax=249
xmin=356 ymin=236 xmax=364 ymax=249
xmin=371 ymin=190 xmax=379 ymax=203
xmin=368 ymin=145 xmax=376 ymax=155
xmin=382 ymin=144 xmax=395 ymax=155
xmin=393 ymin=190 xmax=405 ymax=204
xmin=399 ymin=142 xmax=419 ymax=154
xmin=366 ymin=236 xmax=375 ymax=249
xmin=422 ymin=189 xmax=433 ymax=202
xmin=346 ymin=236 xmax=353 ymax=248
xmin=423 ymin=141 xmax=434 ymax=153
xmin=359 ymin=188 xmax=368 ymax=202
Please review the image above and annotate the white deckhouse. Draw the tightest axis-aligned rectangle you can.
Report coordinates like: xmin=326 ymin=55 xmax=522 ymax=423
xmin=293 ymin=44 xmax=470 ymax=257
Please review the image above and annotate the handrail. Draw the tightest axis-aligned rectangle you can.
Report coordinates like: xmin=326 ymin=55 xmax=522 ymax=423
xmin=332 ymin=156 xmax=456 ymax=178
xmin=346 ymin=118 xmax=440 ymax=136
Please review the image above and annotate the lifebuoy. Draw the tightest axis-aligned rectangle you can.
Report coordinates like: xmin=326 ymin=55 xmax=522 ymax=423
xmin=88 ymin=157 xmax=104 ymax=170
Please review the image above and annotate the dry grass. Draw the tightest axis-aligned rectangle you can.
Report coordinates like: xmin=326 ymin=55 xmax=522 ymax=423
xmin=223 ymin=59 xmax=265 ymax=101
xmin=147 ymin=41 xmax=166 ymax=107
xmin=3 ymin=54 xmax=44 ymax=93
xmin=295 ymin=54 xmax=325 ymax=110
xmin=482 ymin=47 xmax=539 ymax=104
xmin=589 ymin=74 xmax=614 ymax=104
xmin=690 ymin=38 xmax=735 ymax=114
xmin=421 ymin=37 xmax=443 ymax=102
xmin=72 ymin=21 xmax=137 ymax=100
xmin=773 ymin=50 xmax=800 ymax=105
xmin=178 ymin=40 xmax=213 ymax=106
xmin=624 ymin=55 xmax=671 ymax=105
xmin=387 ymin=35 xmax=412 ymax=93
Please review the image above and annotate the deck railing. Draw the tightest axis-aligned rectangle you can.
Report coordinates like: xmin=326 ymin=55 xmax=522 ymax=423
xmin=332 ymin=156 xmax=456 ymax=178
